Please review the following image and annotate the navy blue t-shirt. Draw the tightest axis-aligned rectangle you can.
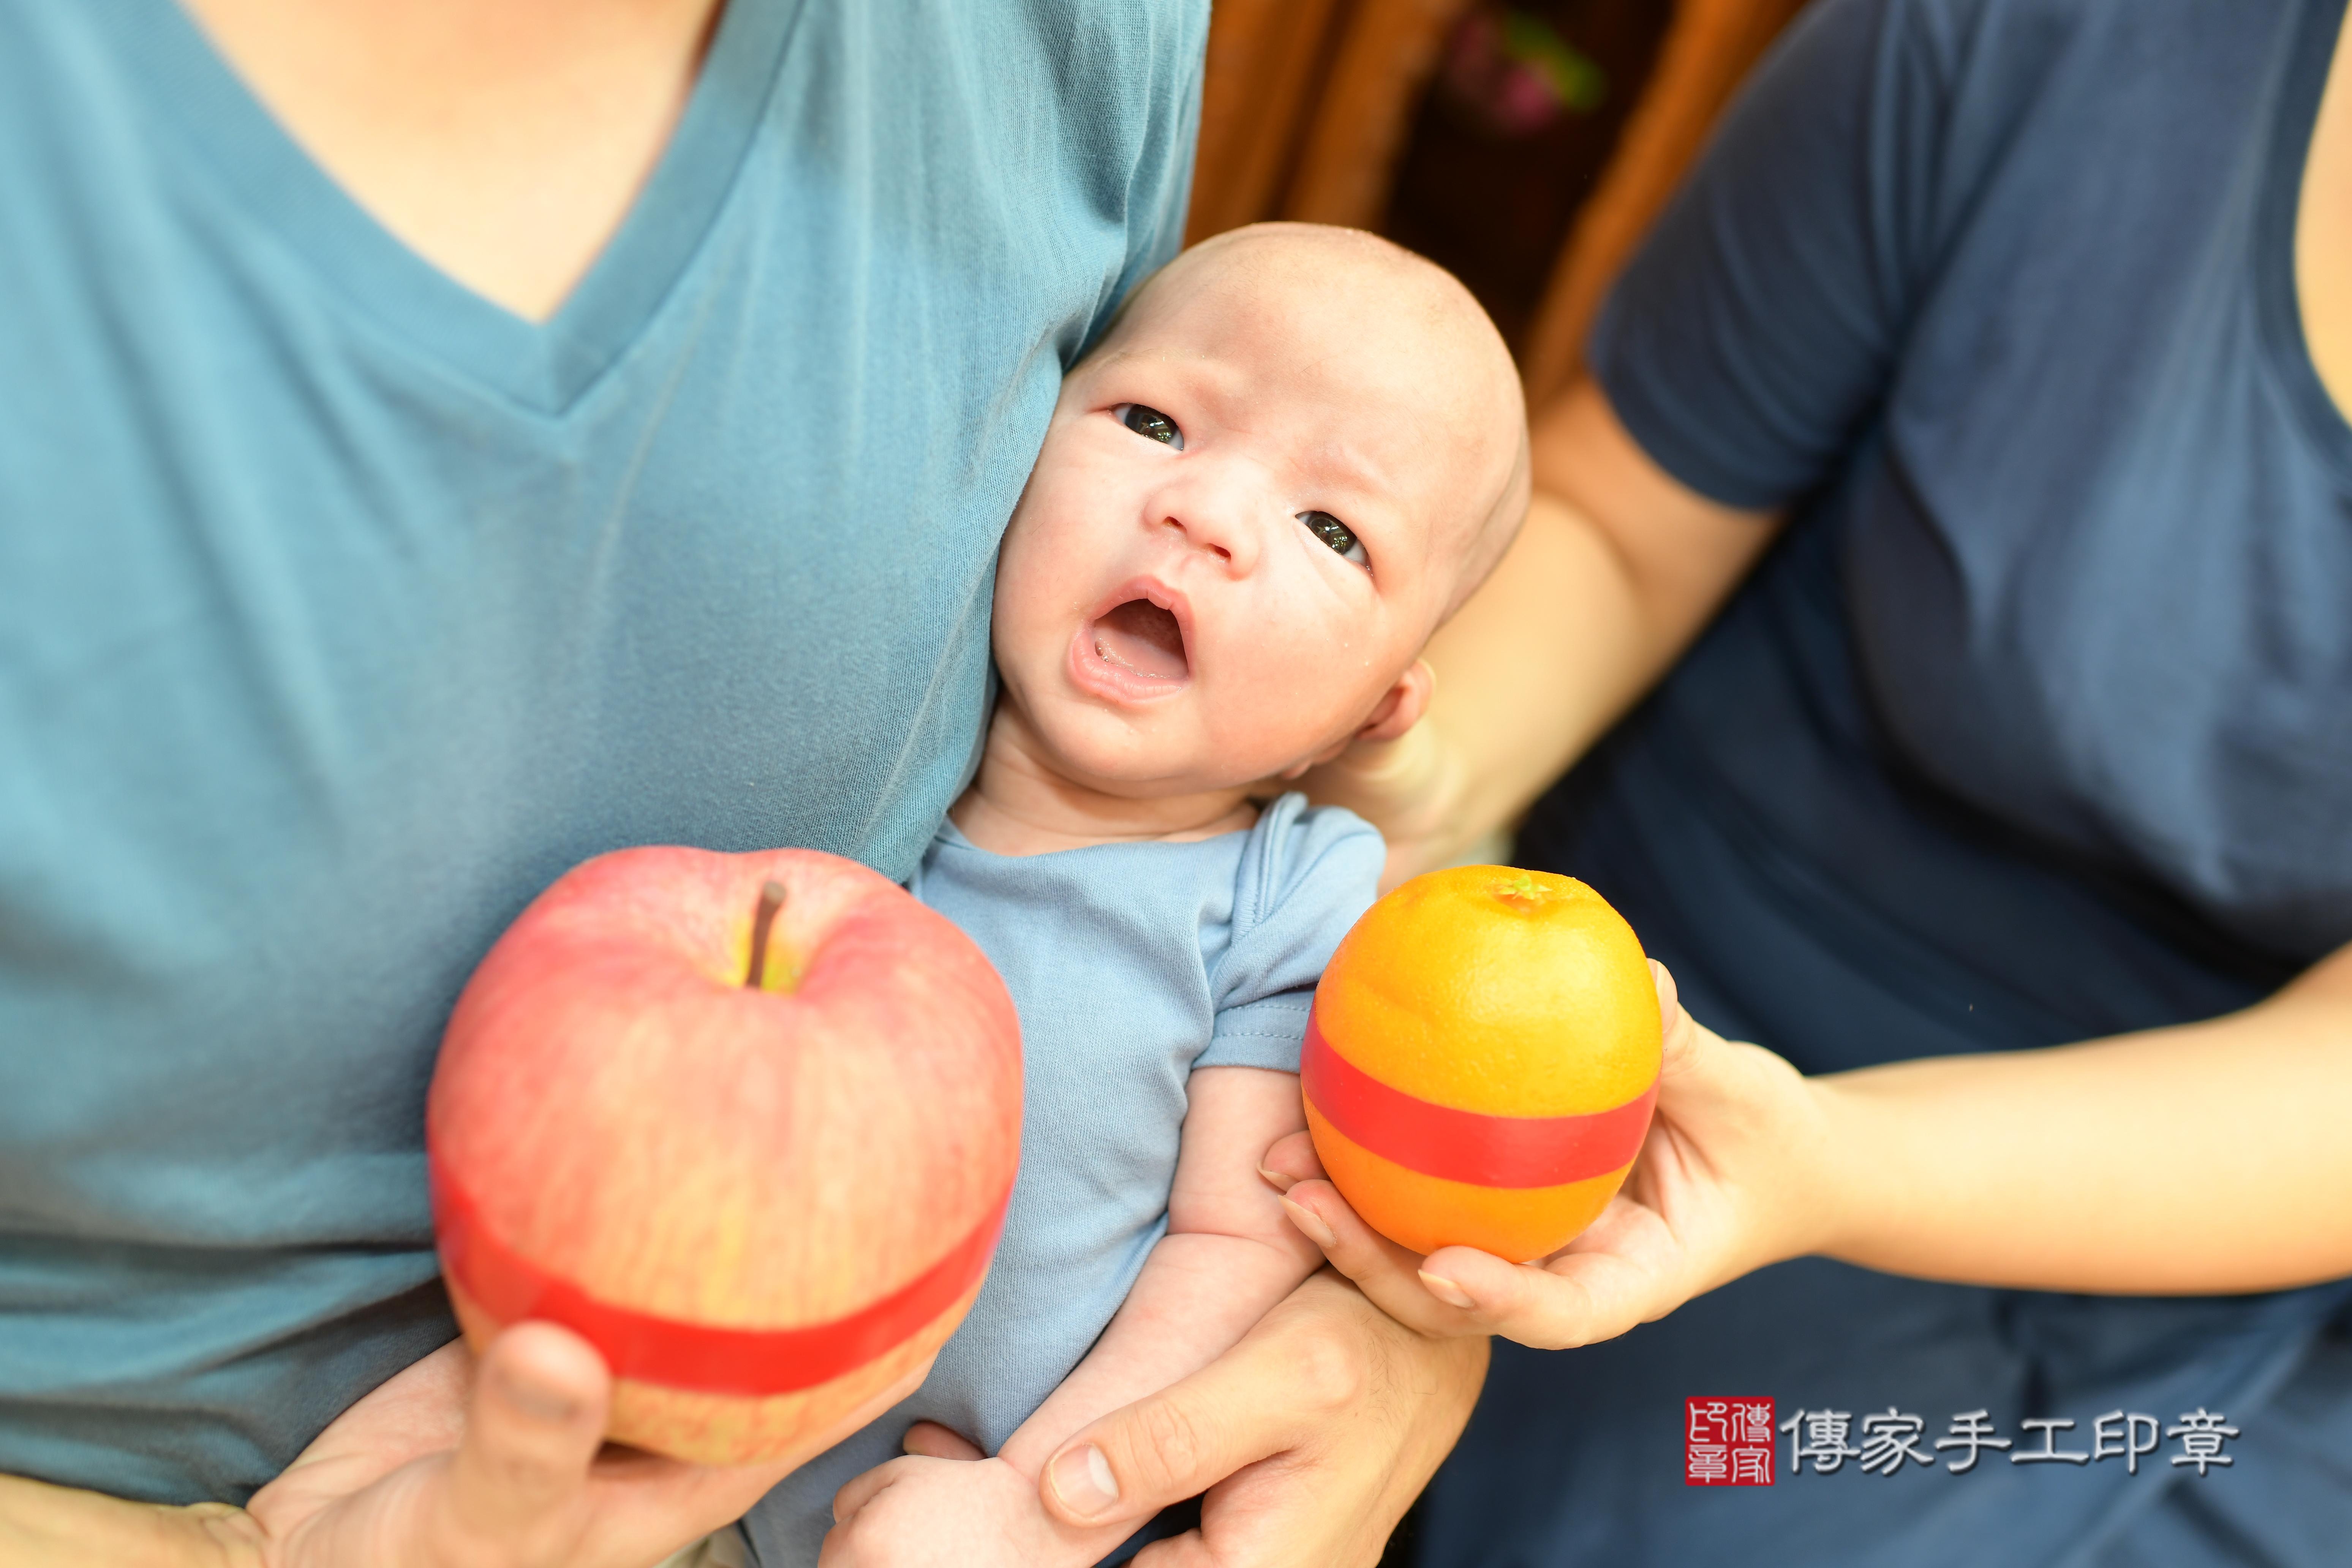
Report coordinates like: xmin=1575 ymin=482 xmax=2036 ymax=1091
xmin=0 ymin=0 xmax=1202 ymax=1505
xmin=1529 ymin=0 xmax=2352 ymax=1072
xmin=1441 ymin=3 xmax=2352 ymax=1562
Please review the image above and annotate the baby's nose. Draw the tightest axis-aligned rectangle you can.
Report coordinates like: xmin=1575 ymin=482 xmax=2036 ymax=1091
xmin=1166 ymin=514 xmax=1234 ymax=564
xmin=1159 ymin=491 xmax=1261 ymax=573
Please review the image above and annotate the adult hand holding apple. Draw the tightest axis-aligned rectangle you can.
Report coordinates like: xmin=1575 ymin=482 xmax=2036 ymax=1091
xmin=430 ymin=846 xmax=1024 ymax=1466
xmin=0 ymin=1317 xmax=929 ymax=1568
xmin=0 ymin=845 xmax=1021 ymax=1568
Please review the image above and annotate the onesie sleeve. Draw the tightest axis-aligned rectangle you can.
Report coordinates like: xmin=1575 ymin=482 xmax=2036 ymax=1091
xmin=1199 ymin=794 xmax=1385 ymax=1072
xmin=1592 ymin=0 xmax=1977 ymax=509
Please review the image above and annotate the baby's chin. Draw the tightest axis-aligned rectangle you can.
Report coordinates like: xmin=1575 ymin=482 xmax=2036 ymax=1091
xmin=1020 ymin=710 xmax=1331 ymax=803
xmin=1039 ymin=740 xmax=1270 ymax=799
xmin=1003 ymin=659 xmax=1385 ymax=800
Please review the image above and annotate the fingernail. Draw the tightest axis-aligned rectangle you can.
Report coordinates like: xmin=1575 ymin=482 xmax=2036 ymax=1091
xmin=1047 ymin=1443 xmax=1120 ymax=1519
xmin=499 ymin=1375 xmax=579 ymax=1425
xmin=1280 ymin=1195 xmax=1337 ymax=1249
xmin=1257 ymin=1163 xmax=1297 ymax=1193
xmin=1419 ymin=1270 xmax=1476 ymax=1310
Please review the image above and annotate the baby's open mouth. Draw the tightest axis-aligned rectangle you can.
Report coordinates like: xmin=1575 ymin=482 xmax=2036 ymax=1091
xmin=1090 ymin=598 xmax=1189 ymax=680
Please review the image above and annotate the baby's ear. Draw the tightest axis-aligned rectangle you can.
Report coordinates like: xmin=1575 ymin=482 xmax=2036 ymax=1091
xmin=1355 ymin=659 xmax=1435 ymax=744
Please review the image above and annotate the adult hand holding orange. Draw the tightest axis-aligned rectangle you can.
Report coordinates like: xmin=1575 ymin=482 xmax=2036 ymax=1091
xmin=1273 ymin=872 xmax=1837 ymax=1351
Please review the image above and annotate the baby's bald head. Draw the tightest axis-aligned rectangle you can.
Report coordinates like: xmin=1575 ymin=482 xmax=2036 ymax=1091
xmin=1092 ymin=223 xmax=1528 ymax=621
xmin=990 ymin=225 xmax=1528 ymax=795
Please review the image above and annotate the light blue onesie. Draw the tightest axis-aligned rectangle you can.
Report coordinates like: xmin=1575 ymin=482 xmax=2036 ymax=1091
xmin=741 ymin=792 xmax=1385 ymax=1567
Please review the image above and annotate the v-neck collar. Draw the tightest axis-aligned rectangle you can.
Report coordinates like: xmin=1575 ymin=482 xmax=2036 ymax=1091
xmin=104 ymin=0 xmax=800 ymax=414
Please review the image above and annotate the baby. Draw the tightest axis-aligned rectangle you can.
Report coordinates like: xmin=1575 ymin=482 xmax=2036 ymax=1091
xmin=744 ymin=222 xmax=1527 ymax=1568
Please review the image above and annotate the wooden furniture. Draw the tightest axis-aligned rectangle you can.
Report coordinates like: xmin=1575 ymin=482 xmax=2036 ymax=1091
xmin=1517 ymin=0 xmax=1810 ymax=405
xmin=1187 ymin=0 xmax=1476 ymax=243
xmin=1185 ymin=0 xmax=1356 ymax=243
xmin=1185 ymin=0 xmax=1811 ymax=401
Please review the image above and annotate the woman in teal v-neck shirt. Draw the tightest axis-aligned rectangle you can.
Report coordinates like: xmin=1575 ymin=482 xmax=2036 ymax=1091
xmin=0 ymin=2 xmax=1489 ymax=1563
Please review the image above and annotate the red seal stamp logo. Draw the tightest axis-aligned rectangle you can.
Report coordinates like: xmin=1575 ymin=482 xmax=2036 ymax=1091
xmin=1687 ymin=1397 xmax=1775 ymax=1485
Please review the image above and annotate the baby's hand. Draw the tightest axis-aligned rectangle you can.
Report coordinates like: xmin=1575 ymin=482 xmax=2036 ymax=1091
xmin=821 ymin=1452 xmax=1099 ymax=1568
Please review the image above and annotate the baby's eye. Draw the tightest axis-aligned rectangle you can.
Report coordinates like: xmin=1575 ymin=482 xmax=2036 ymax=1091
xmin=1116 ymin=404 xmax=1184 ymax=449
xmin=1298 ymin=510 xmax=1368 ymax=569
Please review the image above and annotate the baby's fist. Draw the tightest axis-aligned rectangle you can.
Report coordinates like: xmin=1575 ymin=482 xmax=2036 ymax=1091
xmin=821 ymin=1455 xmax=1054 ymax=1568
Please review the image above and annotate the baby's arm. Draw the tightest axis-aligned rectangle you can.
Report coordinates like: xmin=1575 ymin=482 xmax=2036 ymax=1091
xmin=999 ymin=1064 xmax=1323 ymax=1479
xmin=822 ymin=1066 xmax=1319 ymax=1567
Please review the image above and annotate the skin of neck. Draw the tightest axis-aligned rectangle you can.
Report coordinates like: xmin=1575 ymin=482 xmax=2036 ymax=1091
xmin=950 ymin=698 xmax=1265 ymax=856
xmin=179 ymin=0 xmax=723 ymax=320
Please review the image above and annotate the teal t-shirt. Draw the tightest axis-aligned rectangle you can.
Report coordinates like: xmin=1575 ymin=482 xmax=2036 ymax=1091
xmin=0 ymin=0 xmax=1204 ymax=1503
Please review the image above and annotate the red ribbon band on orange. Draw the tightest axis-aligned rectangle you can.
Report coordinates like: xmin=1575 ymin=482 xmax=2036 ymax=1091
xmin=1302 ymin=1009 xmax=1657 ymax=1189
xmin=431 ymin=1157 xmax=1009 ymax=1397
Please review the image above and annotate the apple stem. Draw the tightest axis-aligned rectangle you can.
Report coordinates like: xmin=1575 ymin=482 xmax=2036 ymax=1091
xmin=746 ymin=879 xmax=787 ymax=989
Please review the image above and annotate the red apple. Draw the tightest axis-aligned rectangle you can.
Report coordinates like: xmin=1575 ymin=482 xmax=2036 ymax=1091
xmin=427 ymin=846 xmax=1021 ymax=1465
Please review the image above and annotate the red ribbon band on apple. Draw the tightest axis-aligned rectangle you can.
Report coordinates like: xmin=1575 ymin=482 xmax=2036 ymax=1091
xmin=1301 ymin=1011 xmax=1657 ymax=1189
xmin=432 ymin=1157 xmax=1012 ymax=1397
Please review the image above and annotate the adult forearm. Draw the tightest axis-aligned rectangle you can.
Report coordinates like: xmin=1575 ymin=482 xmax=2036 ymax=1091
xmin=0 ymin=1475 xmax=258 ymax=1568
xmin=1393 ymin=381 xmax=1778 ymax=869
xmin=1812 ymin=940 xmax=2352 ymax=1293
xmin=1411 ymin=494 xmax=1656 ymax=856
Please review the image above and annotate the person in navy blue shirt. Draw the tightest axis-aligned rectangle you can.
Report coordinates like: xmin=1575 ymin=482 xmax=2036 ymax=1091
xmin=1280 ymin=0 xmax=2352 ymax=1562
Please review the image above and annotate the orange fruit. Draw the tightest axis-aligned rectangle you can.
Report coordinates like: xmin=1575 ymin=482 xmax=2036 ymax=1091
xmin=1302 ymin=866 xmax=1661 ymax=1262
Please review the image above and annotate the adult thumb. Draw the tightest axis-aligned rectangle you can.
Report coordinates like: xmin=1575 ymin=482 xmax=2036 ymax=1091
xmin=1038 ymin=1355 xmax=1295 ymax=1533
xmin=1647 ymin=958 xmax=1764 ymax=1127
xmin=1650 ymin=960 xmax=1711 ymax=1084
xmin=438 ymin=1322 xmax=611 ymax=1559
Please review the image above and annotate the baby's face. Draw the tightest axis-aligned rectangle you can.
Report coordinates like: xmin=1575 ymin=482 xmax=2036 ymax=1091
xmin=990 ymin=234 xmax=1517 ymax=797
